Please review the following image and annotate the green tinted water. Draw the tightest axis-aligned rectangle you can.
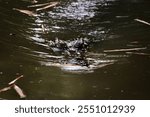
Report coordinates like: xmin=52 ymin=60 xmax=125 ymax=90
xmin=0 ymin=0 xmax=150 ymax=99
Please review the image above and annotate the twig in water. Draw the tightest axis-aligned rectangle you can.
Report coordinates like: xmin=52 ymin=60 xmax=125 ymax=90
xmin=104 ymin=47 xmax=146 ymax=53
xmin=36 ymin=2 xmax=59 ymax=11
xmin=28 ymin=2 xmax=51 ymax=8
xmin=96 ymin=63 xmax=114 ymax=68
xmin=13 ymin=84 xmax=26 ymax=98
xmin=0 ymin=85 xmax=13 ymax=93
xmin=13 ymin=8 xmax=37 ymax=16
xmin=8 ymin=75 xmax=23 ymax=85
xmin=0 ymin=75 xmax=26 ymax=98
xmin=134 ymin=19 xmax=150 ymax=26
xmin=126 ymin=52 xmax=150 ymax=56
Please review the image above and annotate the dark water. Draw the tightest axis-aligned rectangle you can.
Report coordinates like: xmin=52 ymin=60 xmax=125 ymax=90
xmin=0 ymin=0 xmax=150 ymax=99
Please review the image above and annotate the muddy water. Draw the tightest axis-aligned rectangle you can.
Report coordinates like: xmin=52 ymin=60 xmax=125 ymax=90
xmin=0 ymin=0 xmax=150 ymax=99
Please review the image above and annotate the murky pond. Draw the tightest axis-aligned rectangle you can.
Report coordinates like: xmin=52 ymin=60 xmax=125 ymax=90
xmin=0 ymin=0 xmax=150 ymax=99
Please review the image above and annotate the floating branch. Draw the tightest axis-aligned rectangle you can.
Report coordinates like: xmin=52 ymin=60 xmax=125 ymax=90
xmin=104 ymin=47 xmax=146 ymax=53
xmin=13 ymin=85 xmax=26 ymax=98
xmin=36 ymin=2 xmax=59 ymax=11
xmin=13 ymin=8 xmax=37 ymax=16
xmin=8 ymin=75 xmax=23 ymax=85
xmin=134 ymin=19 xmax=150 ymax=26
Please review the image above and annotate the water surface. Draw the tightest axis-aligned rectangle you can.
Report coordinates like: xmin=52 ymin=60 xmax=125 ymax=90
xmin=0 ymin=0 xmax=150 ymax=99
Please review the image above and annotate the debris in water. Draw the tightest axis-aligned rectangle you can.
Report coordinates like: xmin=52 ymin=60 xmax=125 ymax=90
xmin=126 ymin=52 xmax=150 ymax=56
xmin=134 ymin=19 xmax=150 ymax=26
xmin=28 ymin=2 xmax=54 ymax=8
xmin=116 ymin=16 xmax=129 ymax=18
xmin=13 ymin=84 xmax=26 ymax=98
xmin=0 ymin=85 xmax=12 ymax=93
xmin=36 ymin=2 xmax=59 ymax=11
xmin=13 ymin=1 xmax=59 ymax=16
xmin=13 ymin=8 xmax=37 ymax=16
xmin=8 ymin=75 xmax=23 ymax=85
xmin=96 ymin=63 xmax=114 ymax=69
xmin=41 ymin=24 xmax=46 ymax=33
xmin=0 ymin=75 xmax=26 ymax=99
xmin=104 ymin=47 xmax=146 ymax=53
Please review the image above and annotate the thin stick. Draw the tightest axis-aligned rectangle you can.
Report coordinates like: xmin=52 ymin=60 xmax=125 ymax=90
xmin=126 ymin=52 xmax=150 ymax=56
xmin=134 ymin=19 xmax=150 ymax=26
xmin=0 ymin=85 xmax=12 ymax=93
xmin=28 ymin=2 xmax=51 ymax=8
xmin=104 ymin=47 xmax=146 ymax=53
xmin=36 ymin=2 xmax=59 ymax=11
xmin=13 ymin=85 xmax=26 ymax=98
xmin=13 ymin=8 xmax=37 ymax=16
xmin=97 ymin=63 xmax=114 ymax=68
xmin=41 ymin=24 xmax=46 ymax=33
xmin=8 ymin=75 xmax=24 ymax=85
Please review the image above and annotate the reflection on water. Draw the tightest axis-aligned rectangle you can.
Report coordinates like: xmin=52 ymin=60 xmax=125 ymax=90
xmin=0 ymin=0 xmax=150 ymax=99
xmin=48 ymin=0 xmax=99 ymax=20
